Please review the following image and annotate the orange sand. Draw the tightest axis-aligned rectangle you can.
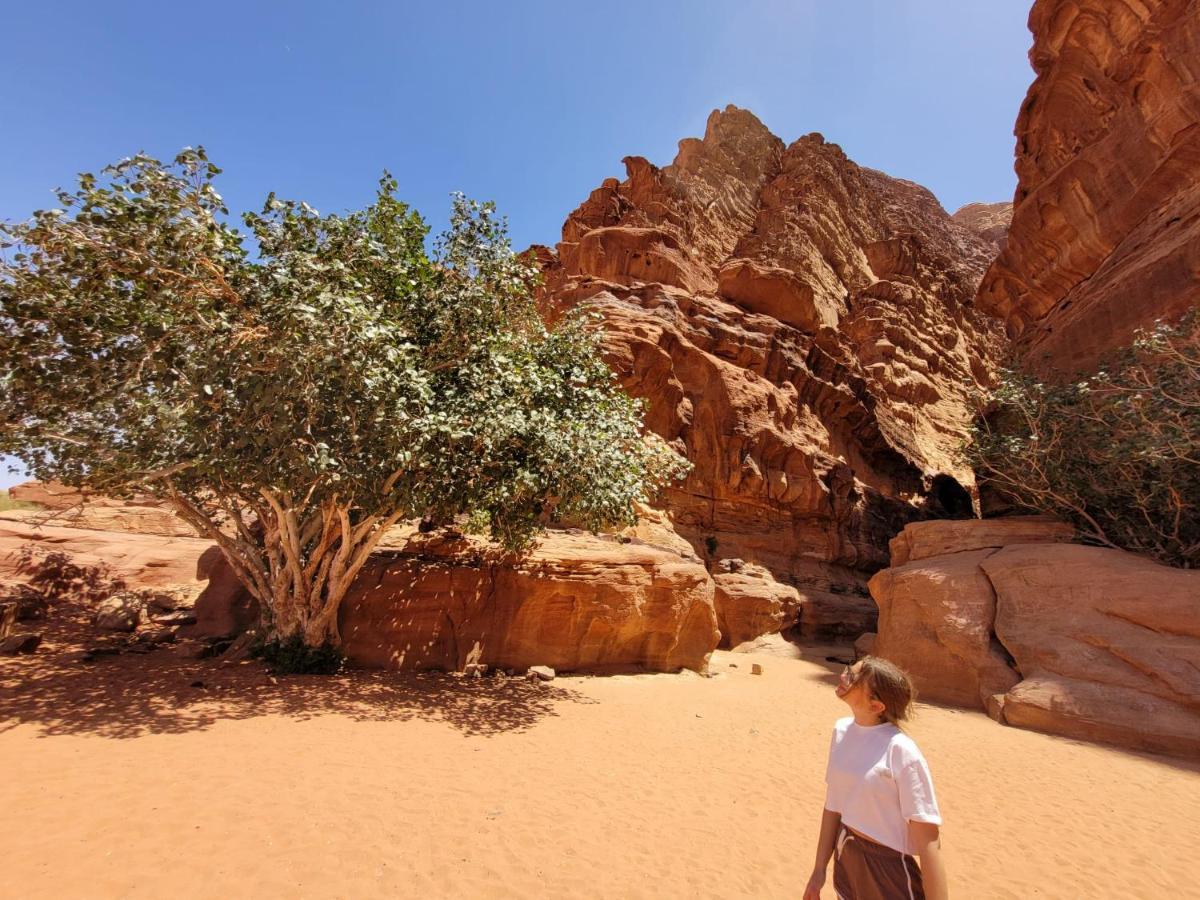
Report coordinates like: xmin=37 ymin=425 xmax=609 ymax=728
xmin=2 ymin=637 xmax=1198 ymax=899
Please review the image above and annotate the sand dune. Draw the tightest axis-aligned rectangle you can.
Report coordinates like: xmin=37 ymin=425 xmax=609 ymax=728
xmin=2 ymin=631 xmax=1198 ymax=899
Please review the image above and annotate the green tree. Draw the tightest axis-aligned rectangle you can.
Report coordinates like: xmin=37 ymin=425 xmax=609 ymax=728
xmin=964 ymin=311 xmax=1199 ymax=568
xmin=0 ymin=150 xmax=688 ymax=646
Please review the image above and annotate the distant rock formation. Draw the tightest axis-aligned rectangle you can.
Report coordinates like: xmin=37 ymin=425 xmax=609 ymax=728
xmin=869 ymin=518 xmax=1200 ymax=758
xmin=951 ymin=201 xmax=1013 ymax=255
xmin=537 ymin=106 xmax=1005 ymax=637
xmin=4 ymin=480 xmax=196 ymax=538
xmin=977 ymin=0 xmax=1200 ymax=376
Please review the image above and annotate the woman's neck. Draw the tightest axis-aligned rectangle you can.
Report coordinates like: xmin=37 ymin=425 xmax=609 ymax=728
xmin=852 ymin=710 xmax=887 ymax=727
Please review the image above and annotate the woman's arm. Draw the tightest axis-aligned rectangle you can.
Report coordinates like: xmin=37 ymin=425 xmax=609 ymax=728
xmin=908 ymin=820 xmax=948 ymax=900
xmin=803 ymin=807 xmax=842 ymax=900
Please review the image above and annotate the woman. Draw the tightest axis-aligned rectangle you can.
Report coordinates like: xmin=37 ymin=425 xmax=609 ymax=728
xmin=802 ymin=656 xmax=948 ymax=900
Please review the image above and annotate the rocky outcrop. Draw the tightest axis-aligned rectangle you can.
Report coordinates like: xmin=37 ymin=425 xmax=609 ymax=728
xmin=985 ymin=544 xmax=1200 ymax=755
xmin=978 ymin=0 xmax=1200 ymax=376
xmin=871 ymin=549 xmax=1022 ymax=709
xmin=869 ymin=520 xmax=1200 ymax=757
xmin=538 ymin=106 xmax=1005 ymax=637
xmin=4 ymin=481 xmax=196 ymax=538
xmin=194 ymin=523 xmax=718 ymax=673
xmin=340 ymin=527 xmax=717 ymax=674
xmin=0 ymin=518 xmax=221 ymax=593
xmin=887 ymin=515 xmax=1074 ymax=566
xmin=951 ymin=202 xmax=1013 ymax=255
xmin=0 ymin=506 xmax=720 ymax=672
xmin=711 ymin=558 xmax=801 ymax=649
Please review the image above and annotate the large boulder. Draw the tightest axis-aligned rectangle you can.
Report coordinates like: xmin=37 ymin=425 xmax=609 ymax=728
xmin=887 ymin=515 xmax=1074 ymax=566
xmin=983 ymin=544 xmax=1200 ymax=755
xmin=869 ymin=519 xmax=1200 ymax=757
xmin=711 ymin=559 xmax=801 ymax=649
xmin=343 ymin=527 xmax=718 ymax=673
xmin=870 ymin=549 xmax=1020 ymax=709
xmin=93 ymin=592 xmax=144 ymax=632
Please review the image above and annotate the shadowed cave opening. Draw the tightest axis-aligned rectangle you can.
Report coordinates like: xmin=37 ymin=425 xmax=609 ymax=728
xmin=930 ymin=474 xmax=973 ymax=518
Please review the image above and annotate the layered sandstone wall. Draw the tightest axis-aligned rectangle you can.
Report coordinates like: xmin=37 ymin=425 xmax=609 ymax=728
xmin=539 ymin=106 xmax=1006 ymax=635
xmin=978 ymin=0 xmax=1200 ymax=375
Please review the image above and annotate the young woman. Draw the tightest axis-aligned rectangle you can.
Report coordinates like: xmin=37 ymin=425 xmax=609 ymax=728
xmin=803 ymin=656 xmax=948 ymax=900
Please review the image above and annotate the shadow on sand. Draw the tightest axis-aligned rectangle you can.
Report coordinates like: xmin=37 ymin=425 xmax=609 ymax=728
xmin=0 ymin=593 xmax=592 ymax=741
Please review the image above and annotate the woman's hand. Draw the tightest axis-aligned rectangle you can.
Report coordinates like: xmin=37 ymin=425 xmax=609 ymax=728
xmin=802 ymin=869 xmax=825 ymax=900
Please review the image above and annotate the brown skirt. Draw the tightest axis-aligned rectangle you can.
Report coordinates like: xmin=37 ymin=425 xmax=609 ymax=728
xmin=833 ymin=825 xmax=925 ymax=900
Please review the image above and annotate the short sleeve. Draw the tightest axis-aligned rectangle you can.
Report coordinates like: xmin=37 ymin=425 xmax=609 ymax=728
xmin=823 ymin=727 xmax=837 ymax=784
xmin=823 ymin=727 xmax=842 ymax=813
xmin=892 ymin=742 xmax=941 ymax=825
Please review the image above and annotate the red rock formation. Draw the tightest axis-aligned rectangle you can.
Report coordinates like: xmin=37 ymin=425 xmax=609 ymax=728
xmin=887 ymin=514 xmax=1073 ymax=566
xmin=5 ymin=481 xmax=196 ymax=538
xmin=192 ymin=523 xmax=718 ymax=673
xmin=951 ymin=202 xmax=1013 ymax=255
xmin=711 ymin=559 xmax=801 ymax=649
xmin=0 ymin=518 xmax=221 ymax=593
xmin=0 ymin=508 xmax=719 ymax=673
xmin=978 ymin=0 xmax=1200 ymax=376
xmin=869 ymin=519 xmax=1200 ymax=757
xmin=538 ymin=106 xmax=1005 ymax=637
xmin=340 ymin=526 xmax=716 ymax=674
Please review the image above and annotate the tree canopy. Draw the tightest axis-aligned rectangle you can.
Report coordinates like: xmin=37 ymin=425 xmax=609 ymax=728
xmin=0 ymin=149 xmax=688 ymax=645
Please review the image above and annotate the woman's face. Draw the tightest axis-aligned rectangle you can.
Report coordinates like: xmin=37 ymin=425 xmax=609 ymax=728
xmin=836 ymin=661 xmax=865 ymax=700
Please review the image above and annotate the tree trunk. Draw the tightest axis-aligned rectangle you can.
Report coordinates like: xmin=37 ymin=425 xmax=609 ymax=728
xmin=167 ymin=485 xmax=406 ymax=649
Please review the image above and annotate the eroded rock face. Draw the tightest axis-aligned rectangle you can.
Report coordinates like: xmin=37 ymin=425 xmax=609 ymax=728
xmin=0 ymin=518 xmax=220 ymax=592
xmin=978 ymin=0 xmax=1200 ymax=376
xmin=869 ymin=520 xmax=1200 ymax=757
xmin=887 ymin=515 xmax=1074 ymax=566
xmin=984 ymin=544 xmax=1200 ymax=756
xmin=340 ymin=527 xmax=717 ymax=674
xmin=870 ymin=549 xmax=1021 ymax=709
xmin=538 ymin=106 xmax=1005 ymax=633
xmin=951 ymin=202 xmax=1013 ymax=255
xmin=191 ymin=523 xmax=718 ymax=673
xmin=711 ymin=558 xmax=801 ymax=650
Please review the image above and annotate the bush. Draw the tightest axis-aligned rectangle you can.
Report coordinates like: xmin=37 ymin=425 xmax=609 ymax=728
xmin=256 ymin=635 xmax=345 ymax=675
xmin=964 ymin=311 xmax=1199 ymax=568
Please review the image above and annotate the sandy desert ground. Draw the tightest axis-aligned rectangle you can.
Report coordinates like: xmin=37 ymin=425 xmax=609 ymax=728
xmin=2 ymin=622 xmax=1198 ymax=900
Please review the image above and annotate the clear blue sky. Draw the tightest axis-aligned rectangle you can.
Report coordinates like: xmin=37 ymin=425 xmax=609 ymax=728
xmin=1 ymin=0 xmax=1034 ymax=488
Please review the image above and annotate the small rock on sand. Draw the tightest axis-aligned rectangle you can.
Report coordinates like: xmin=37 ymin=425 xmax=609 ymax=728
xmin=0 ymin=632 xmax=41 ymax=655
xmin=94 ymin=593 xmax=144 ymax=632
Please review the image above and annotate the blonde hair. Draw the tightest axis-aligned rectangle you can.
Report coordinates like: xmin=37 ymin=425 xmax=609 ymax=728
xmin=857 ymin=656 xmax=916 ymax=725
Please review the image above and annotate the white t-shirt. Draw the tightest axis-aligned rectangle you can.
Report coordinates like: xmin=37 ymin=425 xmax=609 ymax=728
xmin=823 ymin=716 xmax=941 ymax=855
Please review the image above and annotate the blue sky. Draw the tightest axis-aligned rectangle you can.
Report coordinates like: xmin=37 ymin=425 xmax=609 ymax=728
xmin=1 ymin=0 xmax=1034 ymax=488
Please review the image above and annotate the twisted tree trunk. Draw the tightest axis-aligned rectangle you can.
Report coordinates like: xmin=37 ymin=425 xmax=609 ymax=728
xmin=166 ymin=484 xmax=406 ymax=647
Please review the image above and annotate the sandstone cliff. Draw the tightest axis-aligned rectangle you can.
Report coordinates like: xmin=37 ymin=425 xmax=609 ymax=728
xmin=537 ymin=106 xmax=1006 ymax=636
xmin=978 ymin=0 xmax=1200 ymax=375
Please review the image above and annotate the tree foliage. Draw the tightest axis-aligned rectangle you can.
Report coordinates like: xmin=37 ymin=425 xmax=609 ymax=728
xmin=964 ymin=311 xmax=1199 ymax=568
xmin=0 ymin=149 xmax=689 ymax=645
